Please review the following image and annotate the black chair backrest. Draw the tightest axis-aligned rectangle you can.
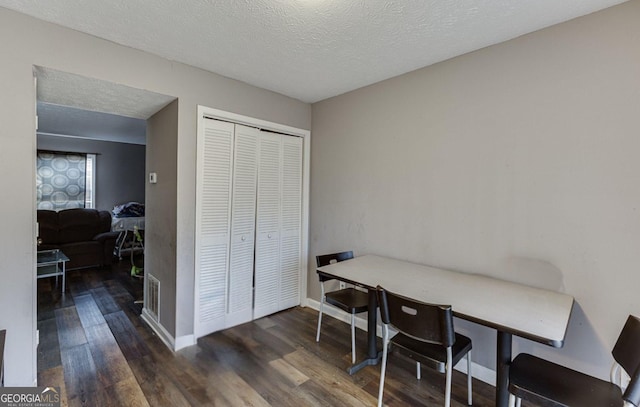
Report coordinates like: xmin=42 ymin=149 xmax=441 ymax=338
xmin=376 ymin=286 xmax=456 ymax=348
xmin=316 ymin=251 xmax=354 ymax=267
xmin=612 ymin=315 xmax=640 ymax=405
xmin=316 ymin=251 xmax=354 ymax=282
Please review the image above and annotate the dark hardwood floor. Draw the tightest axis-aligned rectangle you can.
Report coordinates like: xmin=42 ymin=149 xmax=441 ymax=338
xmin=37 ymin=260 xmax=539 ymax=406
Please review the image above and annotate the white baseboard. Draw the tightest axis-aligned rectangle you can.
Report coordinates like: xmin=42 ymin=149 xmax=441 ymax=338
xmin=140 ymin=309 xmax=197 ymax=351
xmin=175 ymin=334 xmax=196 ymax=350
xmin=300 ymin=296 xmax=309 ymax=307
xmin=141 ymin=308 xmax=175 ymax=351
xmin=305 ymin=298 xmax=496 ymax=386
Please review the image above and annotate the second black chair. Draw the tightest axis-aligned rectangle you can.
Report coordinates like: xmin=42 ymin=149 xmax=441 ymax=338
xmin=316 ymin=251 xmax=369 ymax=364
xmin=508 ymin=314 xmax=640 ymax=407
xmin=376 ymin=286 xmax=472 ymax=407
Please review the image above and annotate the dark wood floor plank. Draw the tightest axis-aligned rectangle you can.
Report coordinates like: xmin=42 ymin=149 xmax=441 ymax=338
xmin=128 ymin=356 xmax=193 ymax=407
xmin=189 ymin=357 xmax=253 ymax=406
xmin=180 ymin=342 xmax=256 ymax=406
xmin=103 ymin=278 xmax=133 ymax=299
xmin=284 ymin=347 xmax=377 ymax=406
xmin=90 ymin=286 xmax=121 ymax=315
xmin=60 ymin=343 xmax=99 ymax=405
xmin=200 ymin=334 xmax=309 ymax=407
xmin=83 ymin=323 xmax=134 ymax=387
xmin=67 ymin=271 xmax=92 ymax=298
xmin=38 ymin=261 xmax=548 ymax=407
xmin=38 ymin=317 xmax=61 ymax=372
xmin=158 ymin=360 xmax=214 ymax=406
xmin=222 ymin=320 xmax=297 ymax=363
xmin=269 ymin=308 xmax=366 ymax=372
xmin=269 ymin=357 xmax=309 ymax=386
xmin=37 ymin=283 xmax=56 ymax=321
xmin=103 ymin=311 xmax=150 ymax=361
xmin=55 ymin=307 xmax=87 ymax=350
xmin=73 ymin=294 xmax=106 ymax=329
xmin=102 ymin=376 xmax=150 ymax=407
xmin=296 ymin=377 xmax=363 ymax=407
xmin=81 ymin=269 xmax=110 ymax=290
xmin=39 ymin=289 xmax=75 ymax=321
xmin=213 ymin=369 xmax=272 ymax=406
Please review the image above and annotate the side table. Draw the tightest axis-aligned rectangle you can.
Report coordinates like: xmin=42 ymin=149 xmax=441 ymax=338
xmin=37 ymin=249 xmax=69 ymax=293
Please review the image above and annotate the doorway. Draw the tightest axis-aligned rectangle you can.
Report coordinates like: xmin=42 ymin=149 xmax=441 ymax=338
xmin=33 ymin=66 xmax=177 ymax=385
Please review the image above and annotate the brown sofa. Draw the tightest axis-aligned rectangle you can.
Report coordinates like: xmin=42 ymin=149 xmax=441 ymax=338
xmin=37 ymin=208 xmax=120 ymax=270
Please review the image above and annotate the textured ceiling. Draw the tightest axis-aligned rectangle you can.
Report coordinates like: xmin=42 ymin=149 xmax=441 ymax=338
xmin=3 ymin=0 xmax=629 ymax=103
xmin=34 ymin=67 xmax=172 ymax=144
xmin=35 ymin=67 xmax=175 ymax=120
xmin=37 ymin=102 xmax=147 ymax=145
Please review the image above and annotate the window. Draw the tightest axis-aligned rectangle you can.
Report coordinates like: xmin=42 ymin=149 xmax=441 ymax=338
xmin=85 ymin=154 xmax=96 ymax=209
xmin=36 ymin=151 xmax=96 ymax=210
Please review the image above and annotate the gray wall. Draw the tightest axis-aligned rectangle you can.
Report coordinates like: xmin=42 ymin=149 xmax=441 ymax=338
xmin=146 ymin=100 xmax=178 ymax=336
xmin=37 ymin=135 xmax=146 ymax=212
xmin=311 ymin=0 xmax=640 ymax=380
xmin=0 ymin=7 xmax=310 ymax=385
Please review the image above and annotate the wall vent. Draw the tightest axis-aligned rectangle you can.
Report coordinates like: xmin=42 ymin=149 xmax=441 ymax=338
xmin=145 ymin=273 xmax=160 ymax=322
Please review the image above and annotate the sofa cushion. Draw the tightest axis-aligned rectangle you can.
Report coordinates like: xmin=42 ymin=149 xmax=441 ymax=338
xmin=97 ymin=211 xmax=112 ymax=233
xmin=36 ymin=208 xmax=117 ymax=270
xmin=37 ymin=210 xmax=59 ymax=245
xmin=58 ymin=209 xmax=102 ymax=244
xmin=59 ymin=241 xmax=102 ymax=269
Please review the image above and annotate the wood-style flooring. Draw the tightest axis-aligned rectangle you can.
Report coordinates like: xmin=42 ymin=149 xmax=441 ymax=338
xmin=37 ymin=261 xmax=539 ymax=406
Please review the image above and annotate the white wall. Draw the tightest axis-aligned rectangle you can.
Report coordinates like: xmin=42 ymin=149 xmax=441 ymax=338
xmin=0 ymin=7 xmax=310 ymax=385
xmin=310 ymin=0 xmax=640 ymax=379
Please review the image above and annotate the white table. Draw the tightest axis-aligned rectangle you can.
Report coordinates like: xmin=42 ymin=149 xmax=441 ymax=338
xmin=316 ymin=254 xmax=574 ymax=407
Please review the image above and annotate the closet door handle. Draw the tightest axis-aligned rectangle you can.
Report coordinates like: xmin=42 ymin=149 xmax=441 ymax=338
xmin=241 ymin=236 xmax=246 ymax=241
xmin=268 ymin=234 xmax=272 ymax=239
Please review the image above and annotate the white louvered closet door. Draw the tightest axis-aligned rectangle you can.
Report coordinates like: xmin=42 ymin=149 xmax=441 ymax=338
xmin=195 ymin=118 xmax=234 ymax=337
xmin=226 ymin=124 xmax=259 ymax=327
xmin=197 ymin=115 xmax=304 ymax=335
xmin=279 ymin=135 xmax=303 ymax=309
xmin=254 ymin=132 xmax=303 ymax=319
xmin=253 ymin=132 xmax=283 ymax=319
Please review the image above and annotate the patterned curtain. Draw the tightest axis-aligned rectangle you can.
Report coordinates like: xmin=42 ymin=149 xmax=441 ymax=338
xmin=36 ymin=151 xmax=87 ymax=210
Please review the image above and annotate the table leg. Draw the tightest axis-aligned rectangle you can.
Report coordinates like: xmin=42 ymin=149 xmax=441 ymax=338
xmin=115 ymin=230 xmax=126 ymax=259
xmin=347 ymin=289 xmax=382 ymax=375
xmin=62 ymin=261 xmax=66 ymax=294
xmin=366 ymin=289 xmax=378 ymax=359
xmin=496 ymin=331 xmax=512 ymax=407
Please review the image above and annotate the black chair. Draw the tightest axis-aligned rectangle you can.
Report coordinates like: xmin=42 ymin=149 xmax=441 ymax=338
xmin=508 ymin=314 xmax=640 ymax=407
xmin=376 ymin=286 xmax=472 ymax=407
xmin=316 ymin=251 xmax=369 ymax=364
xmin=1 ymin=329 xmax=5 ymax=387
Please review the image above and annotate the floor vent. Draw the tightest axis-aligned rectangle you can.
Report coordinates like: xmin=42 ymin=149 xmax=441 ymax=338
xmin=145 ymin=274 xmax=160 ymax=322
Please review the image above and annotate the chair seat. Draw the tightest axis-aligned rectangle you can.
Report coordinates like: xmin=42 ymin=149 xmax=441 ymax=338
xmin=509 ymin=353 xmax=623 ymax=407
xmin=325 ymin=287 xmax=369 ymax=314
xmin=391 ymin=332 xmax=472 ymax=374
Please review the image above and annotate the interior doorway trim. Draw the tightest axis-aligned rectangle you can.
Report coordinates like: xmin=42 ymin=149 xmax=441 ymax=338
xmin=200 ymin=106 xmax=310 ymax=139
